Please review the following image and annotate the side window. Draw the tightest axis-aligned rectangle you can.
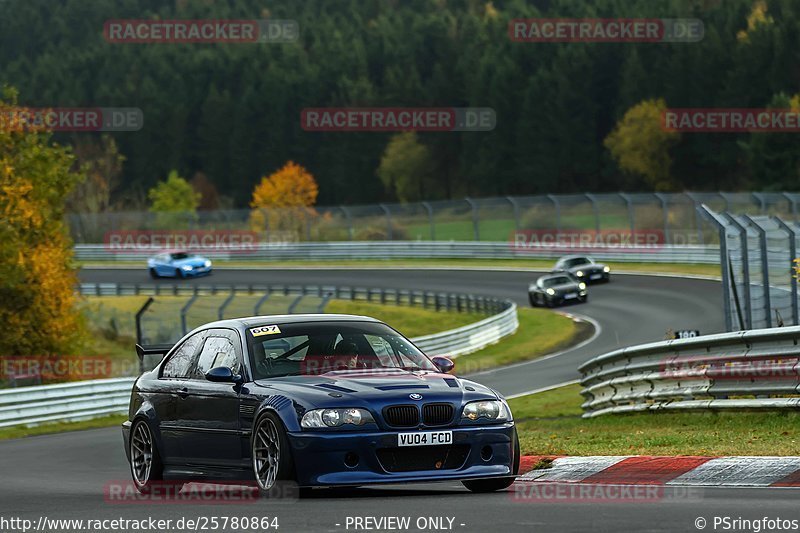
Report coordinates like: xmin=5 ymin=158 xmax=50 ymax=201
xmin=191 ymin=334 xmax=240 ymax=379
xmin=162 ymin=332 xmax=204 ymax=379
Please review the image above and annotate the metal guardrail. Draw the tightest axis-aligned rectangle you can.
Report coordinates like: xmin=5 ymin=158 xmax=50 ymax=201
xmin=4 ymin=289 xmax=518 ymax=428
xmin=0 ymin=378 xmax=134 ymax=429
xmin=75 ymin=241 xmax=721 ymax=264
xmin=579 ymin=326 xmax=800 ymax=418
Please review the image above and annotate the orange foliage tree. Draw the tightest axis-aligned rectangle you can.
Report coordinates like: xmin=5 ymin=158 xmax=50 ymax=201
xmin=0 ymin=87 xmax=87 ymax=355
xmin=249 ymin=161 xmax=319 ymax=239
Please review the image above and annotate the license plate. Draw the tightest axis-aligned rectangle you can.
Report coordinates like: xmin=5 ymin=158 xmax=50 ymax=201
xmin=564 ymin=292 xmax=578 ymax=299
xmin=398 ymin=431 xmax=453 ymax=447
xmin=590 ymin=274 xmax=601 ymax=280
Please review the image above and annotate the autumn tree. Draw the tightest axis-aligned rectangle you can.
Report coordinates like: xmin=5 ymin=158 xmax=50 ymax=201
xmin=249 ymin=161 xmax=318 ymax=238
xmin=604 ymin=98 xmax=680 ymax=191
xmin=0 ymin=87 xmax=87 ymax=355
xmin=377 ymin=132 xmax=433 ymax=202
xmin=147 ymin=170 xmax=200 ymax=229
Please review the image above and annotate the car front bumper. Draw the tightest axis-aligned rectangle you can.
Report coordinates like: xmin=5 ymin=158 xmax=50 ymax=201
xmin=180 ymin=266 xmax=212 ymax=277
xmin=287 ymin=423 xmax=516 ymax=487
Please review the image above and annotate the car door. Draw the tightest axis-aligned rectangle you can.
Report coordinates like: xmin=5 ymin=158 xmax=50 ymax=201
xmin=174 ymin=328 xmax=244 ymax=468
xmin=155 ymin=330 xmax=205 ymax=464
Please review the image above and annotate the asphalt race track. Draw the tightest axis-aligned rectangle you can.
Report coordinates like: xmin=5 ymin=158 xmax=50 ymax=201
xmin=2 ymin=267 xmax=796 ymax=533
xmin=79 ymin=267 xmax=726 ymax=396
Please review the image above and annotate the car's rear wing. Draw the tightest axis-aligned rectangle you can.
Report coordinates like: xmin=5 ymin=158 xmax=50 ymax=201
xmin=135 ymin=343 xmax=174 ymax=373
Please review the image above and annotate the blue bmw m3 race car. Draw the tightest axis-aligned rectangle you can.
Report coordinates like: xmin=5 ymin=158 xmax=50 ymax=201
xmin=123 ymin=315 xmax=519 ymax=496
xmin=147 ymin=251 xmax=212 ymax=278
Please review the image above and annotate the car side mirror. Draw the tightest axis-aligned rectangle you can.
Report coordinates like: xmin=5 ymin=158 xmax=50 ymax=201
xmin=205 ymin=366 xmax=243 ymax=384
xmin=431 ymin=356 xmax=455 ymax=374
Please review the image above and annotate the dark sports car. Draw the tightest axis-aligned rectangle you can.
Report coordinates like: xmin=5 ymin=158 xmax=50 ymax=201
xmin=529 ymin=272 xmax=587 ymax=307
xmin=552 ymin=255 xmax=610 ymax=283
xmin=122 ymin=315 xmax=519 ymax=497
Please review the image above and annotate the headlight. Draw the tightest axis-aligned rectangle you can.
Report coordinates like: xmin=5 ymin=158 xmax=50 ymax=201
xmin=576 ymin=270 xmax=584 ymax=277
xmin=301 ymin=408 xmax=375 ymax=428
xmin=578 ymin=282 xmax=586 ymax=290
xmin=603 ymin=266 xmax=610 ymax=273
xmin=204 ymin=260 xmax=212 ymax=268
xmin=546 ymin=288 xmax=556 ymax=296
xmin=462 ymin=400 xmax=511 ymax=422
xmin=181 ymin=264 xmax=192 ymax=271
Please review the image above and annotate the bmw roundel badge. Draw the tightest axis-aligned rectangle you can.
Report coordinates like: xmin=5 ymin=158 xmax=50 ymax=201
xmin=409 ymin=393 xmax=423 ymax=400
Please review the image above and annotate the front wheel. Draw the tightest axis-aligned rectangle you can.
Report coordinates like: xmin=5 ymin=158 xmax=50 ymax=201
xmin=252 ymin=412 xmax=297 ymax=497
xmin=529 ymin=293 xmax=537 ymax=307
xmin=149 ymin=268 xmax=159 ymax=279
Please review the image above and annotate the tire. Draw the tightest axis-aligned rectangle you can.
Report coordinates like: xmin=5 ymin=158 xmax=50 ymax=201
xmin=462 ymin=430 xmax=520 ymax=493
xmin=580 ymin=294 xmax=588 ymax=303
xmin=149 ymin=268 xmax=159 ymax=279
xmin=174 ymin=268 xmax=183 ymax=279
xmin=252 ymin=412 xmax=298 ymax=498
xmin=129 ymin=419 xmax=165 ymax=494
xmin=545 ymin=297 xmax=554 ymax=308
xmin=529 ymin=293 xmax=537 ymax=307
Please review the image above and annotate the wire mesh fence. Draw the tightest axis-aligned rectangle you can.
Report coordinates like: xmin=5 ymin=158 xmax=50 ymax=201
xmin=67 ymin=192 xmax=800 ymax=246
xmin=700 ymin=206 xmax=799 ymax=332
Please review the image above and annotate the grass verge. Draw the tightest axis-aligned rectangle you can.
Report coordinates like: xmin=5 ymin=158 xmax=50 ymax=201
xmin=456 ymin=308 xmax=590 ymax=374
xmin=325 ymin=300 xmax=483 ymax=338
xmin=510 ymin=384 xmax=800 ymax=456
xmin=0 ymin=414 xmax=127 ymax=441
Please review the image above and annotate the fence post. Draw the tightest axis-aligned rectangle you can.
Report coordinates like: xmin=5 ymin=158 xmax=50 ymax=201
xmin=697 ymin=204 xmax=733 ymax=332
xmin=619 ymin=192 xmax=635 ymax=235
xmin=340 ymin=206 xmax=354 ymax=241
xmin=255 ymin=292 xmax=271 ymax=315
xmin=135 ymin=297 xmax=155 ymax=346
xmin=772 ymin=215 xmax=799 ymax=326
xmin=421 ymin=201 xmax=435 ymax=240
xmin=653 ymin=192 xmax=671 ymax=245
xmin=742 ymin=214 xmax=772 ymax=328
xmin=218 ymin=290 xmax=236 ymax=320
xmin=724 ymin=213 xmax=753 ymax=330
xmin=180 ymin=294 xmax=199 ymax=335
xmin=379 ymin=204 xmax=393 ymax=240
xmin=288 ymin=295 xmax=304 ymax=314
xmin=465 ymin=198 xmax=480 ymax=241
xmin=585 ymin=193 xmax=600 ymax=233
xmin=783 ymin=192 xmax=798 ymax=222
xmin=686 ymin=192 xmax=705 ymax=246
xmin=752 ymin=192 xmax=767 ymax=214
xmin=506 ymin=196 xmax=521 ymax=231
xmin=546 ymin=194 xmax=561 ymax=234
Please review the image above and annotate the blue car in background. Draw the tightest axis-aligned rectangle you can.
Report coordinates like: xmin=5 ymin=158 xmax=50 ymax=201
xmin=148 ymin=251 xmax=212 ymax=278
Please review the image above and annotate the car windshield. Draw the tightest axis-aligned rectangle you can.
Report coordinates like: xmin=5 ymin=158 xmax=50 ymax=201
xmin=247 ymin=321 xmax=437 ymax=379
xmin=169 ymin=252 xmax=191 ymax=260
xmin=542 ymin=276 xmax=572 ymax=287
xmin=562 ymin=257 xmax=591 ymax=268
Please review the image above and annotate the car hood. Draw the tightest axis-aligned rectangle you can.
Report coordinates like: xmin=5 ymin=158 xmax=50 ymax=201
xmin=252 ymin=370 xmax=500 ymax=407
xmin=172 ymin=256 xmax=208 ymax=267
xmin=550 ymin=282 xmax=580 ymax=292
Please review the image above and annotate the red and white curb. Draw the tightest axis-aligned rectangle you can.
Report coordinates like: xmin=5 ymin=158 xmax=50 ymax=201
xmin=517 ymin=456 xmax=800 ymax=487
